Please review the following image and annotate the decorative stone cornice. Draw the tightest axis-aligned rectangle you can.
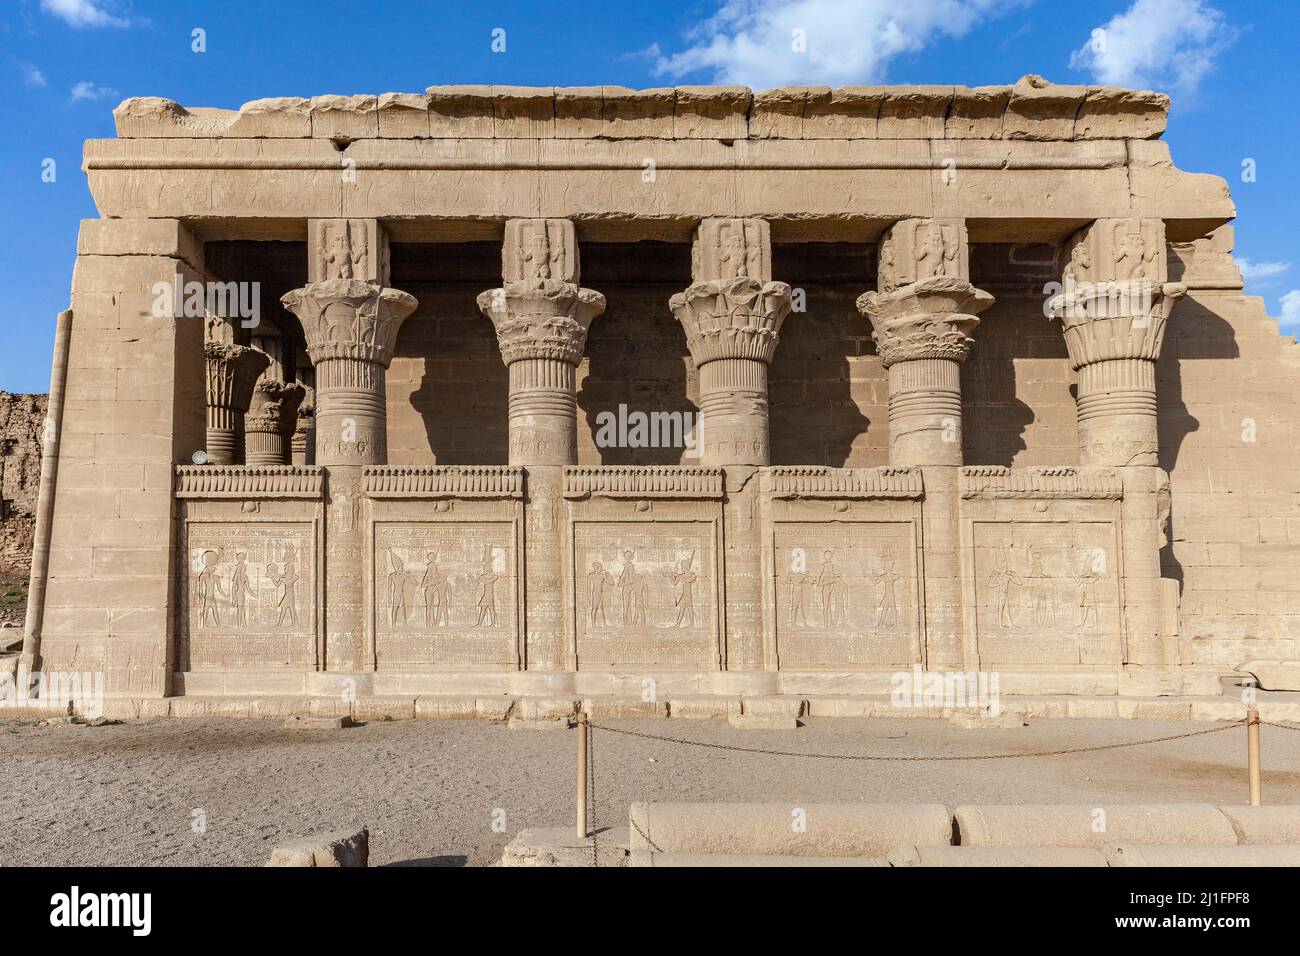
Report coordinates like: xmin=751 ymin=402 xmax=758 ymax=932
xmin=204 ymin=342 xmax=269 ymax=412
xmin=960 ymin=466 xmax=1123 ymax=500
xmin=174 ymin=465 xmax=325 ymax=499
xmin=766 ymin=466 xmax=924 ymax=499
xmin=563 ymin=465 xmax=724 ymax=500
xmin=670 ymin=277 xmax=793 ymax=365
xmin=281 ymin=278 xmax=418 ymax=368
xmin=362 ymin=465 xmax=524 ymax=499
xmin=856 ymin=277 xmax=993 ymax=367
xmin=112 ymin=77 xmax=1169 ymax=142
xmin=475 ymin=279 xmax=606 ymax=365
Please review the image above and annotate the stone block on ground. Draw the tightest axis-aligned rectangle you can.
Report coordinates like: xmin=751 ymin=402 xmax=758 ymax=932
xmin=1238 ymin=661 xmax=1300 ymax=691
xmin=953 ymin=804 xmax=1237 ymax=848
xmin=887 ymin=844 xmax=1107 ymax=867
xmin=283 ymin=715 xmax=353 ymax=730
xmin=1103 ymin=843 xmax=1300 ymax=867
xmin=267 ymin=828 xmax=369 ymax=867
xmin=1218 ymin=806 xmax=1300 ymax=845
xmin=628 ymin=849 xmax=885 ymax=866
xmin=500 ymin=827 xmax=629 ymax=867
xmin=628 ymin=802 xmax=952 ymax=857
xmin=728 ymin=714 xmax=799 ymax=730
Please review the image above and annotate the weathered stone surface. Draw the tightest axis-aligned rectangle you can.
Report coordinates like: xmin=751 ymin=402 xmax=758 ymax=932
xmin=267 ymin=828 xmax=368 ymax=867
xmin=888 ymin=845 xmax=1107 ymax=866
xmin=1103 ymin=843 xmax=1300 ymax=867
xmin=954 ymin=805 xmax=1238 ymax=847
xmin=628 ymin=803 xmax=951 ymax=857
xmin=1218 ymin=806 xmax=1300 ymax=845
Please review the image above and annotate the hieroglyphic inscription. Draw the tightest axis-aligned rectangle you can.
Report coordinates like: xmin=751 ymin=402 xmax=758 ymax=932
xmin=373 ymin=523 xmax=517 ymax=668
xmin=773 ymin=522 xmax=919 ymax=668
xmin=574 ymin=522 xmax=716 ymax=668
xmin=972 ymin=521 xmax=1121 ymax=666
xmin=182 ymin=522 xmax=316 ymax=669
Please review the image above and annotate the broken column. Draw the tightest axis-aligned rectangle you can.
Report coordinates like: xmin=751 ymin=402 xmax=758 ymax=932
xmin=671 ymin=218 xmax=792 ymax=673
xmin=478 ymin=219 xmax=604 ymax=670
xmin=203 ymin=316 xmax=269 ymax=465
xmin=282 ymin=218 xmax=416 ymax=670
xmin=245 ymin=379 xmax=305 ymax=466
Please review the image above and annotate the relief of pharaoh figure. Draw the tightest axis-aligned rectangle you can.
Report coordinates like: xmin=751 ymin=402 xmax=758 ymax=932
xmin=814 ymin=550 xmax=844 ymax=628
xmin=421 ymin=553 xmax=451 ymax=627
xmin=387 ymin=551 xmax=415 ymax=627
xmin=987 ymin=550 xmax=1023 ymax=629
xmin=870 ymin=559 xmax=901 ymax=629
xmin=587 ymin=560 xmax=614 ymax=627
xmin=471 ymin=550 xmax=501 ymax=628
xmin=268 ymin=559 xmax=299 ymax=629
xmin=1069 ymin=561 xmax=1101 ymax=629
xmin=669 ymin=553 xmax=697 ymax=628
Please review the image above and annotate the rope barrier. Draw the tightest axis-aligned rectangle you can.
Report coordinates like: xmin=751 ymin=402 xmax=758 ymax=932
xmin=588 ymin=718 xmax=1246 ymax=762
xmin=579 ymin=714 xmax=1299 ymax=862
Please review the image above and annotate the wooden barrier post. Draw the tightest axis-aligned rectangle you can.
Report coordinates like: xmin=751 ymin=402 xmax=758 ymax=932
xmin=1247 ymin=709 xmax=1261 ymax=807
xmin=576 ymin=711 xmax=589 ymax=839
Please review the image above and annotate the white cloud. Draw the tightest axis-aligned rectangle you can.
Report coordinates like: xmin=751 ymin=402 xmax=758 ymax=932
xmin=1070 ymin=0 xmax=1236 ymax=95
xmin=1281 ymin=291 xmax=1300 ymax=331
xmin=651 ymin=0 xmax=1024 ymax=88
xmin=68 ymin=80 xmax=119 ymax=103
xmin=1238 ymin=258 xmax=1291 ymax=284
xmin=21 ymin=63 xmax=47 ymax=87
xmin=41 ymin=0 xmax=131 ymax=29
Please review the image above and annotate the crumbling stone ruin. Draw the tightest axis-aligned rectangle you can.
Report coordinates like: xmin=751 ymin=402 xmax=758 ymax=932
xmin=0 ymin=392 xmax=45 ymax=623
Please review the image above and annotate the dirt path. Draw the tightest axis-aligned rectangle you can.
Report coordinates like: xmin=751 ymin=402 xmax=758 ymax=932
xmin=3 ymin=716 xmax=1297 ymax=866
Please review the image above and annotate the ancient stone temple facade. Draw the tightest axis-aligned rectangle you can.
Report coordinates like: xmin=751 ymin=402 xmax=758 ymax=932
xmin=22 ymin=77 xmax=1300 ymax=710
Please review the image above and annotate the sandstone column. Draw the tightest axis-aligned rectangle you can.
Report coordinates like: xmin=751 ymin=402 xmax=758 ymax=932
xmin=858 ymin=219 xmax=993 ymax=670
xmin=245 ymin=379 xmax=305 ymax=466
xmin=203 ymin=317 xmax=269 ymax=466
xmin=671 ymin=219 xmax=792 ymax=675
xmin=856 ymin=219 xmax=993 ymax=466
xmin=478 ymin=219 xmax=605 ymax=671
xmin=282 ymin=218 xmax=416 ymax=671
xmin=1048 ymin=217 xmax=1187 ymax=467
xmin=1048 ymin=218 xmax=1187 ymax=670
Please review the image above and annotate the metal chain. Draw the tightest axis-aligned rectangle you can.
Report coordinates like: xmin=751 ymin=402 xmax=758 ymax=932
xmin=629 ymin=813 xmax=664 ymax=853
xmin=1262 ymin=719 xmax=1300 ymax=732
xmin=588 ymin=716 xmax=598 ymax=868
xmin=588 ymin=718 xmax=1245 ymax=762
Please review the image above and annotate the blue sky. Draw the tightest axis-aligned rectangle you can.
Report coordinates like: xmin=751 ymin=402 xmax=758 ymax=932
xmin=1 ymin=0 xmax=1296 ymax=393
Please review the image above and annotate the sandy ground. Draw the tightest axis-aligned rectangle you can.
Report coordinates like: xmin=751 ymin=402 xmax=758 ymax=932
xmin=2 ymin=715 xmax=1298 ymax=867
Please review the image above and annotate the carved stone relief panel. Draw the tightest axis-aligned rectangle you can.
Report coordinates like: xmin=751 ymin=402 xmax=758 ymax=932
xmin=371 ymin=522 xmax=519 ymax=669
xmin=970 ymin=520 xmax=1122 ymax=667
xmin=181 ymin=521 xmax=318 ymax=669
xmin=771 ymin=521 xmax=920 ymax=668
xmin=573 ymin=520 xmax=718 ymax=669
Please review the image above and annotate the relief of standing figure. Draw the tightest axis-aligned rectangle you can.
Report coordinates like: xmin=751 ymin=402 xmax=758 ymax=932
xmin=267 ymin=560 xmax=300 ymax=629
xmin=669 ymin=552 xmax=697 ymax=628
xmin=196 ymin=550 xmax=226 ymax=628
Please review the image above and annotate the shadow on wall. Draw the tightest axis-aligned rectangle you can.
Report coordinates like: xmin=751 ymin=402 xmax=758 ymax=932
xmin=768 ymin=243 xmax=875 ymax=467
xmin=1157 ymin=294 xmax=1238 ymax=588
xmin=578 ymin=285 xmax=696 ymax=465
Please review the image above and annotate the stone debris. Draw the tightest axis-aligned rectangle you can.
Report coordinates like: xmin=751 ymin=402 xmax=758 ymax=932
xmin=267 ymin=828 xmax=369 ymax=867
